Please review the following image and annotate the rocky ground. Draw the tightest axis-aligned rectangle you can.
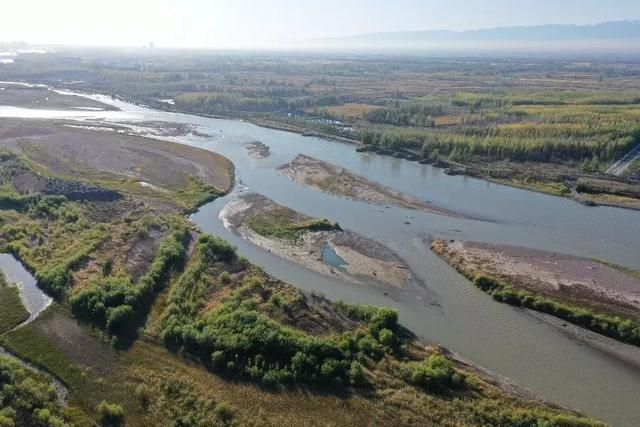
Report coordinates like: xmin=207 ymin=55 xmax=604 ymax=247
xmin=244 ymin=141 xmax=271 ymax=159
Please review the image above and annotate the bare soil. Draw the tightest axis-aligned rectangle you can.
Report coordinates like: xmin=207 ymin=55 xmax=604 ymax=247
xmin=279 ymin=154 xmax=461 ymax=217
xmin=0 ymin=119 xmax=234 ymax=194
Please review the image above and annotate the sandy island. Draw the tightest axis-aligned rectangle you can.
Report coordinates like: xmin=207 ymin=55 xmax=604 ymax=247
xmin=432 ymin=239 xmax=640 ymax=366
xmin=221 ymin=193 xmax=410 ymax=288
xmin=278 ymin=154 xmax=461 ymax=217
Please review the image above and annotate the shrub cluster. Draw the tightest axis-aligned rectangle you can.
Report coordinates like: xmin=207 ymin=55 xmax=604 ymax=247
xmin=160 ymin=234 xmax=400 ymax=387
xmin=473 ymin=275 xmax=640 ymax=346
xmin=0 ymin=356 xmax=69 ymax=427
xmin=71 ymin=226 xmax=188 ymax=337
xmin=398 ymin=353 xmax=465 ymax=393
xmin=97 ymin=401 xmax=124 ymax=427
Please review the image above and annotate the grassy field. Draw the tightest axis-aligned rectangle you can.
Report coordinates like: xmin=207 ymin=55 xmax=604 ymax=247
xmin=0 ymin=273 xmax=29 ymax=333
xmin=246 ymin=208 xmax=339 ymax=241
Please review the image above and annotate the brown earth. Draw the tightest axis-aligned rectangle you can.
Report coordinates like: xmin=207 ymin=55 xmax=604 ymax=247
xmin=0 ymin=119 xmax=234 ymax=194
xmin=278 ymin=154 xmax=461 ymax=217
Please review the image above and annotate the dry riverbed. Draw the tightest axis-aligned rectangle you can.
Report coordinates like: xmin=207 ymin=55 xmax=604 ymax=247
xmin=279 ymin=154 xmax=461 ymax=216
xmin=0 ymin=118 xmax=234 ymax=210
xmin=0 ymin=82 xmax=117 ymax=111
xmin=221 ymin=193 xmax=411 ymax=288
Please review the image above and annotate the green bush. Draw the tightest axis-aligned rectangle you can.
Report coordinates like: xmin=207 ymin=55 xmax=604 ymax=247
xmin=473 ymin=274 xmax=640 ymax=346
xmin=0 ymin=356 xmax=69 ymax=427
xmin=71 ymin=225 xmax=189 ymax=338
xmin=400 ymin=354 xmax=465 ymax=392
xmin=160 ymin=233 xmax=399 ymax=387
xmin=97 ymin=401 xmax=124 ymax=427
xmin=135 ymin=383 xmax=151 ymax=410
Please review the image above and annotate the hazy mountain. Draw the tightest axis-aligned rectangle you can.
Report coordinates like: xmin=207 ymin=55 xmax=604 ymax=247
xmin=307 ymin=21 xmax=640 ymax=53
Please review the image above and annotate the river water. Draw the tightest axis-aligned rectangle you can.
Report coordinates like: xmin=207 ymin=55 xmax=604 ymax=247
xmin=1 ymin=93 xmax=640 ymax=425
xmin=0 ymin=254 xmax=51 ymax=325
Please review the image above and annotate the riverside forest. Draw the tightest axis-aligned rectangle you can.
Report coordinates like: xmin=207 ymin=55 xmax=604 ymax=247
xmin=1 ymin=7 xmax=640 ymax=427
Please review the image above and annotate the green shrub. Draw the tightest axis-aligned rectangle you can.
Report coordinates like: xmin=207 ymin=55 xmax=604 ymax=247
xmin=213 ymin=402 xmax=234 ymax=423
xmin=472 ymin=274 xmax=640 ymax=346
xmin=71 ymin=225 xmax=189 ymax=338
xmin=160 ymin=234 xmax=403 ymax=387
xmin=135 ymin=383 xmax=151 ymax=410
xmin=400 ymin=354 xmax=465 ymax=392
xmin=97 ymin=401 xmax=124 ymax=427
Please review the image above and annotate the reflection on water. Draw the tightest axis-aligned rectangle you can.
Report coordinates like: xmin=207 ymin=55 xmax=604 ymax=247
xmin=0 ymin=254 xmax=51 ymax=325
xmin=2 ymin=86 xmax=640 ymax=425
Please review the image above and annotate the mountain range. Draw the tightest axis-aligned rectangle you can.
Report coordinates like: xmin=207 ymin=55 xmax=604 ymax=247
xmin=306 ymin=21 xmax=640 ymax=53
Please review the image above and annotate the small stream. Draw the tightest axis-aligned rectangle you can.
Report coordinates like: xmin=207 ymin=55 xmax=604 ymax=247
xmin=1 ymin=88 xmax=640 ymax=425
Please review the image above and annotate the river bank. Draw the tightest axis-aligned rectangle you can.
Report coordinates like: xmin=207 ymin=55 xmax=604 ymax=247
xmin=39 ymin=81 xmax=640 ymax=212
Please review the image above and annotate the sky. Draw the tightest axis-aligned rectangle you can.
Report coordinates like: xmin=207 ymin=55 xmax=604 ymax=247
xmin=1 ymin=0 xmax=640 ymax=49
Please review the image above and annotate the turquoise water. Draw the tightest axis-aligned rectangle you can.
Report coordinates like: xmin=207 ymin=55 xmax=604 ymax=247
xmin=320 ymin=245 xmax=348 ymax=271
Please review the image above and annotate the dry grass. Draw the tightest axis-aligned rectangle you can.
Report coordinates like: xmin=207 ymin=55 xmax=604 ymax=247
xmin=323 ymin=103 xmax=381 ymax=119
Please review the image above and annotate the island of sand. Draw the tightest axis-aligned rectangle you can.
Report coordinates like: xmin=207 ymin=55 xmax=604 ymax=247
xmin=432 ymin=239 xmax=640 ymax=365
xmin=278 ymin=154 xmax=460 ymax=216
xmin=221 ymin=193 xmax=411 ymax=288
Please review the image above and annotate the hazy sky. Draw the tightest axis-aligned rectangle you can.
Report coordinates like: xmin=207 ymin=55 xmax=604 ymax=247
xmin=2 ymin=0 xmax=640 ymax=48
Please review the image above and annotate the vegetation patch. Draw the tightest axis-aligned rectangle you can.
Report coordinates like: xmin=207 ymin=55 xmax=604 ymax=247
xmin=473 ymin=274 xmax=640 ymax=346
xmin=246 ymin=209 xmax=339 ymax=242
xmin=0 ymin=355 xmax=77 ymax=427
xmin=70 ymin=223 xmax=189 ymax=342
xmin=0 ymin=273 xmax=29 ymax=334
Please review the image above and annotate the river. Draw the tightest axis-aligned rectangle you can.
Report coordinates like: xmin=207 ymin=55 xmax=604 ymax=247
xmin=1 ymin=92 xmax=640 ymax=425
